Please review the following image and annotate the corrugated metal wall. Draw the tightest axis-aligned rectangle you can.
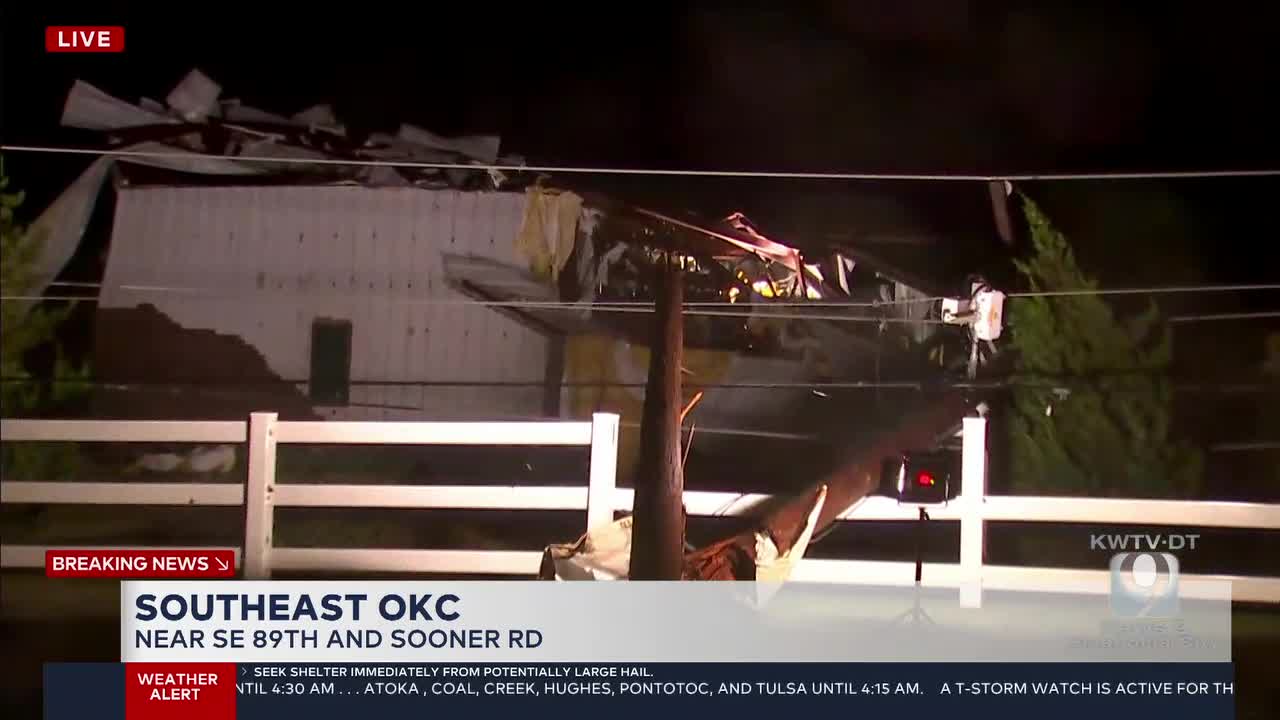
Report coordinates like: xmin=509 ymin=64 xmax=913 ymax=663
xmin=101 ymin=185 xmax=548 ymax=421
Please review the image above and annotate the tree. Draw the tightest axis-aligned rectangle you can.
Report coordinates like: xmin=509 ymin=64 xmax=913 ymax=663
xmin=1005 ymin=196 xmax=1203 ymax=498
xmin=1 ymin=157 xmax=89 ymax=479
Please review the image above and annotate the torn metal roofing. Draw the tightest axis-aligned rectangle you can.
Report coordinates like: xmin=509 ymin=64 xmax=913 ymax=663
xmin=37 ymin=65 xmax=1006 ymax=342
xmin=59 ymin=68 xmax=521 ymax=189
xmin=23 ymin=68 xmax=537 ymax=301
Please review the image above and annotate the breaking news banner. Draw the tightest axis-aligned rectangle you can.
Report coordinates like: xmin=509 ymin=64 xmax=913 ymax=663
xmin=35 ymin=579 xmax=1237 ymax=719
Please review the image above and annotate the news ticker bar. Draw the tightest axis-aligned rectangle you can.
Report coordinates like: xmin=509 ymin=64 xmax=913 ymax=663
xmin=47 ymin=662 xmax=1234 ymax=720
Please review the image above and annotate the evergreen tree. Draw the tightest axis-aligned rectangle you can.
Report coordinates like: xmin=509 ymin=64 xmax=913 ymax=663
xmin=1 ymin=157 xmax=88 ymax=478
xmin=1006 ymin=197 xmax=1203 ymax=498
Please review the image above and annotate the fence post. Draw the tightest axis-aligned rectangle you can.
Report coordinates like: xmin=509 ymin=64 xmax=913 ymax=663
xmin=243 ymin=412 xmax=278 ymax=579
xmin=587 ymin=413 xmax=620 ymax=532
xmin=959 ymin=415 xmax=988 ymax=608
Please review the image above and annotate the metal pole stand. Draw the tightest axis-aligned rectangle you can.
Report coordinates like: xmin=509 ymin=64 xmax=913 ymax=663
xmin=891 ymin=507 xmax=936 ymax=627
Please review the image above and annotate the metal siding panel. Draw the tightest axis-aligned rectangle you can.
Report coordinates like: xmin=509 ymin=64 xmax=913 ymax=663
xmin=315 ymin=188 xmax=350 ymax=422
xmin=498 ymin=190 xmax=535 ymax=416
xmin=439 ymin=189 xmax=463 ymax=405
xmin=435 ymin=191 xmax=461 ymax=384
xmin=219 ymin=189 xmax=245 ymax=355
xmin=188 ymin=188 xmax=224 ymax=341
xmin=369 ymin=190 xmax=389 ymax=420
xmin=175 ymin=188 xmax=199 ymax=329
xmin=413 ymin=191 xmax=437 ymax=413
xmin=100 ymin=186 xmax=548 ymax=421
xmin=492 ymin=192 xmax=518 ymax=382
xmin=167 ymin=188 xmax=191 ymax=333
xmin=386 ymin=189 xmax=416 ymax=413
xmin=416 ymin=188 xmax=437 ymax=398
xmin=221 ymin=188 xmax=251 ymax=360
xmin=147 ymin=188 xmax=169 ymax=284
xmin=459 ymin=188 xmax=479 ymax=251
xmin=401 ymin=192 xmax=421 ymax=412
xmin=368 ymin=189 xmax=392 ymax=419
xmin=296 ymin=187 xmax=321 ymax=414
xmin=351 ymin=189 xmax=376 ymax=416
xmin=497 ymin=191 xmax=531 ymax=383
xmin=340 ymin=189 xmax=370 ymax=418
xmin=256 ymin=187 xmax=282 ymax=378
xmin=496 ymin=190 xmax=525 ymax=264
xmin=245 ymin=187 xmax=274 ymax=374
xmin=200 ymin=189 xmax=228 ymax=342
xmin=502 ymin=191 xmax=547 ymax=412
xmin=280 ymin=187 xmax=310 ymax=382
xmin=447 ymin=191 xmax=471 ymax=411
xmin=136 ymin=189 xmax=164 ymax=293
xmin=99 ymin=189 xmax=137 ymax=309
xmin=470 ymin=194 xmax=498 ymax=384
xmin=459 ymin=193 xmax=483 ymax=387
xmin=141 ymin=189 xmax=164 ymax=288
xmin=359 ymin=189 xmax=382 ymax=422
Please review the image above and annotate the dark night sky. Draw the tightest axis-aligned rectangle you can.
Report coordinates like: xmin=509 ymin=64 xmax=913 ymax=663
xmin=6 ymin=4 xmax=1280 ymax=174
xmin=2 ymin=3 xmax=1279 ymax=290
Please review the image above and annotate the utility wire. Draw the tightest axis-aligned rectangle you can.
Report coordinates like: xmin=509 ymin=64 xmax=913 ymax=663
xmin=3 ymin=144 xmax=1280 ymax=181
xmin=38 ymin=281 xmax=939 ymax=308
xmin=12 ymin=280 xmax=1280 ymax=308
xmin=10 ymin=292 xmax=1279 ymax=325
xmin=5 ymin=377 xmax=1273 ymax=394
xmin=0 ymin=294 xmax=942 ymax=324
xmin=40 ymin=280 xmax=1280 ymax=300
xmin=1209 ymin=442 xmax=1280 ymax=452
xmin=1007 ymin=284 xmax=1280 ymax=298
xmin=1168 ymin=311 xmax=1280 ymax=323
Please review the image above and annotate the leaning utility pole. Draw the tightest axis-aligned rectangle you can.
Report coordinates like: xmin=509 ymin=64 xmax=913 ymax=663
xmin=629 ymin=253 xmax=686 ymax=580
xmin=808 ymin=391 xmax=971 ymax=533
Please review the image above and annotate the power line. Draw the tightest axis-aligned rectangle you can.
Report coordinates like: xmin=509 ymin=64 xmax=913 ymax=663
xmin=1209 ymin=442 xmax=1280 ymax=452
xmin=1169 ymin=311 xmax=1280 ymax=323
xmin=40 ymin=281 xmax=932 ymax=308
xmin=3 ymin=143 xmax=1280 ymax=181
xmin=1008 ymin=284 xmax=1280 ymax=298
xmin=11 ymin=291 xmax=1279 ymax=325
xmin=5 ymin=377 xmax=1274 ymax=394
xmin=13 ymin=279 xmax=1280 ymax=308
xmin=0 ymin=293 xmax=941 ymax=324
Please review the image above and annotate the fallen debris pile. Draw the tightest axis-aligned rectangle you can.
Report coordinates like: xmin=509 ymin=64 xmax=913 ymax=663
xmin=540 ymin=485 xmax=828 ymax=582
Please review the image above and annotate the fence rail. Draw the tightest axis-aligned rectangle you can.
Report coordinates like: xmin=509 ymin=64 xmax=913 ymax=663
xmin=2 ymin=413 xmax=1278 ymax=606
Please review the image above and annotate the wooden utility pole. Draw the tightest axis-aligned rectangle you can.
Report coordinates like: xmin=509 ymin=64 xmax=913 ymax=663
xmin=629 ymin=254 xmax=686 ymax=580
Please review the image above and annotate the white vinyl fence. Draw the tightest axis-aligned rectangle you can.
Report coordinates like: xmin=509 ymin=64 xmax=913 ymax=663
xmin=2 ymin=413 xmax=1278 ymax=607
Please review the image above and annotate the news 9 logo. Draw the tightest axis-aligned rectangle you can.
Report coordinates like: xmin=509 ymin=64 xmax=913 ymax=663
xmin=1110 ymin=552 xmax=1180 ymax=617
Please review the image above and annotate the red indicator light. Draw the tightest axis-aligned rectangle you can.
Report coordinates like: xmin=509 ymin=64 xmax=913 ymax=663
xmin=916 ymin=472 xmax=935 ymax=487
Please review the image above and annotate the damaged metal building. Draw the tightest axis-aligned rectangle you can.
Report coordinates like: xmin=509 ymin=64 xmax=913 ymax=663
xmin=29 ymin=69 xmax=1012 ymax=488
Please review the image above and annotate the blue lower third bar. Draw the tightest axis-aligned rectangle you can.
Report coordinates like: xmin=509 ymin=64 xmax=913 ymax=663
xmin=47 ymin=662 xmax=1235 ymax=719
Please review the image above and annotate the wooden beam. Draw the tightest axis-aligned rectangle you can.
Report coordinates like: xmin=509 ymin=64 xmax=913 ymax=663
xmin=629 ymin=255 xmax=687 ymax=580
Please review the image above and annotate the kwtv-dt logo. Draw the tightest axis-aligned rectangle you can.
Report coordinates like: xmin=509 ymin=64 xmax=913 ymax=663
xmin=1110 ymin=552 xmax=1180 ymax=617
